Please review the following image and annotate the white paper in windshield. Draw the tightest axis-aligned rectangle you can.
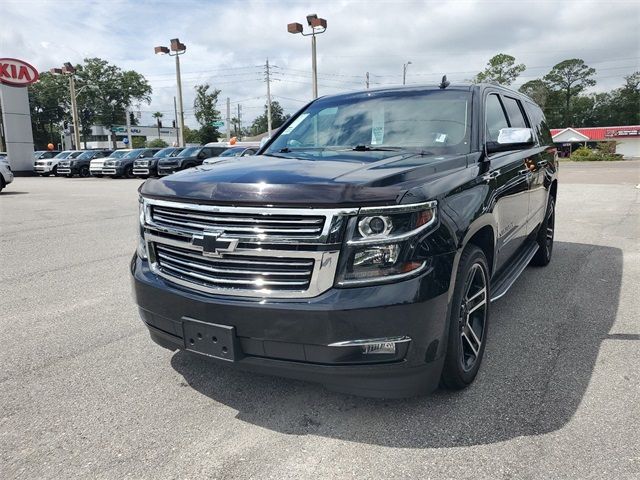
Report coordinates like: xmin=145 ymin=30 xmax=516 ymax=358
xmin=282 ymin=113 xmax=310 ymax=135
xmin=371 ymin=109 xmax=385 ymax=145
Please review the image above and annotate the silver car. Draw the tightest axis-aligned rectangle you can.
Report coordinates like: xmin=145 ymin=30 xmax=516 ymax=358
xmin=0 ymin=153 xmax=14 ymax=193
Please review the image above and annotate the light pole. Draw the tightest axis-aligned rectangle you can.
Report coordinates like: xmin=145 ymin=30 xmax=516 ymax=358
xmin=51 ymin=63 xmax=81 ymax=149
xmin=287 ymin=14 xmax=327 ymax=99
xmin=402 ymin=61 xmax=412 ymax=85
xmin=155 ymin=38 xmax=186 ymax=147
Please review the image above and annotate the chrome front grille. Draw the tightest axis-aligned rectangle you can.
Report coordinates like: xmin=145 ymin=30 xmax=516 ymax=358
xmin=150 ymin=204 xmax=326 ymax=240
xmin=143 ymin=198 xmax=356 ymax=298
xmin=155 ymin=244 xmax=314 ymax=291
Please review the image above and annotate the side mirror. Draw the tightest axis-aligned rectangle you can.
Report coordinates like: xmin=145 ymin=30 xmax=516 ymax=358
xmin=487 ymin=128 xmax=534 ymax=154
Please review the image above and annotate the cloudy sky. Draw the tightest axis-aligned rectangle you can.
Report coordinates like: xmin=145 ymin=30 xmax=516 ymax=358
xmin=1 ymin=0 xmax=638 ymax=129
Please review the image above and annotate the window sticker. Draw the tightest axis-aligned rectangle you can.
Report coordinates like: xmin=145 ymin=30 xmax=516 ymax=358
xmin=371 ymin=109 xmax=385 ymax=145
xmin=282 ymin=113 xmax=310 ymax=135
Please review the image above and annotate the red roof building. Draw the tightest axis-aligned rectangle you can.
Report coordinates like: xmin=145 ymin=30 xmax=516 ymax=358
xmin=551 ymin=126 xmax=640 ymax=159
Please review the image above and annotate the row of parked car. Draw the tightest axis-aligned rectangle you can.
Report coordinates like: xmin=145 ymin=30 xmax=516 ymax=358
xmin=33 ymin=143 xmax=259 ymax=179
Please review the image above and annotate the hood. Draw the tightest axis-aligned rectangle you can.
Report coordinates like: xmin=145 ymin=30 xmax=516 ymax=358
xmin=141 ymin=152 xmax=469 ymax=207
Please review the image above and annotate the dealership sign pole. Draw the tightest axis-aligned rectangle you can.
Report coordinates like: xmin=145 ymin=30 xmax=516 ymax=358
xmin=0 ymin=57 xmax=38 ymax=172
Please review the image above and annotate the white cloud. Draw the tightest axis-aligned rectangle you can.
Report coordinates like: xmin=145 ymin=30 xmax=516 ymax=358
xmin=1 ymin=0 xmax=638 ymax=129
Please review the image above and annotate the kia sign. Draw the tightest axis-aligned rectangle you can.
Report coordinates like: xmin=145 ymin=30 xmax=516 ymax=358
xmin=0 ymin=58 xmax=39 ymax=87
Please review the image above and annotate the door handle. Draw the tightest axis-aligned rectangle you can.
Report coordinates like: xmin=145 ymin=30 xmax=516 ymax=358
xmin=538 ymin=160 xmax=548 ymax=168
xmin=481 ymin=170 xmax=500 ymax=182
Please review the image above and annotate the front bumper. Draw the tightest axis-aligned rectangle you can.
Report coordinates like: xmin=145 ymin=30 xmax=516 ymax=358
xmin=90 ymin=166 xmax=104 ymax=175
xmin=133 ymin=166 xmax=154 ymax=177
xmin=57 ymin=165 xmax=78 ymax=175
xmin=1 ymin=169 xmax=13 ymax=185
xmin=34 ymin=164 xmax=54 ymax=174
xmin=102 ymin=165 xmax=124 ymax=176
xmin=131 ymin=252 xmax=455 ymax=397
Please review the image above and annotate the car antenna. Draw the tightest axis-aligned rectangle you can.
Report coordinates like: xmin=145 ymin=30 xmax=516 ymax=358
xmin=439 ymin=75 xmax=450 ymax=89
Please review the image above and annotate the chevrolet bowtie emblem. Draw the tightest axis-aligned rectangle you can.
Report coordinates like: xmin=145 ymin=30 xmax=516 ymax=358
xmin=191 ymin=231 xmax=239 ymax=257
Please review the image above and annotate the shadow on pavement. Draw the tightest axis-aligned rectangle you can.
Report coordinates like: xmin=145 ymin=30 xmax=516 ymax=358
xmin=171 ymin=241 xmax=622 ymax=448
xmin=0 ymin=191 xmax=29 ymax=196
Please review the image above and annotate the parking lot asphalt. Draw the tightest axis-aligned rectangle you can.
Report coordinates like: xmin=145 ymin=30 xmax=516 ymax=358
xmin=1 ymin=161 xmax=639 ymax=479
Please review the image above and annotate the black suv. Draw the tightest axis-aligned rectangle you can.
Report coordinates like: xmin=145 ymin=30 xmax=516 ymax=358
xmin=133 ymin=147 xmax=183 ymax=178
xmin=156 ymin=146 xmax=227 ymax=176
xmin=57 ymin=149 xmax=113 ymax=177
xmin=103 ymin=148 xmax=161 ymax=178
xmin=132 ymin=84 xmax=558 ymax=398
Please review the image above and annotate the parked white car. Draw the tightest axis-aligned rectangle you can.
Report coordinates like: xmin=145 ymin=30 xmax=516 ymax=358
xmin=34 ymin=150 xmax=78 ymax=176
xmin=90 ymin=149 xmax=130 ymax=177
xmin=0 ymin=153 xmax=14 ymax=193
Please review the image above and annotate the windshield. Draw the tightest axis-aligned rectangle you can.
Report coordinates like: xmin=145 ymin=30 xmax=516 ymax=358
xmin=219 ymin=147 xmax=245 ymax=157
xmin=123 ymin=149 xmax=144 ymax=159
xmin=68 ymin=151 xmax=84 ymax=159
xmin=154 ymin=147 xmax=176 ymax=158
xmin=54 ymin=151 xmax=72 ymax=159
xmin=108 ymin=150 xmax=128 ymax=159
xmin=266 ymin=89 xmax=472 ymax=157
xmin=77 ymin=151 xmax=95 ymax=160
xmin=178 ymin=147 xmax=201 ymax=157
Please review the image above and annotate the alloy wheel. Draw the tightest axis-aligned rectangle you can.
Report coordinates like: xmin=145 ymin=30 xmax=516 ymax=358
xmin=459 ymin=263 xmax=488 ymax=371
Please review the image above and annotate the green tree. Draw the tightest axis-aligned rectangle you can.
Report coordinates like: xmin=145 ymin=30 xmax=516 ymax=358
xmin=75 ymin=58 xmax=152 ymax=148
xmin=519 ymin=79 xmax=551 ymax=108
xmin=543 ymin=59 xmax=596 ymax=126
xmin=193 ymin=83 xmax=222 ymax=143
xmin=249 ymin=101 xmax=289 ymax=136
xmin=147 ymin=138 xmax=168 ymax=148
xmin=182 ymin=125 xmax=201 ymax=144
xmin=473 ymin=53 xmax=526 ymax=86
xmin=28 ymin=71 xmax=69 ymax=148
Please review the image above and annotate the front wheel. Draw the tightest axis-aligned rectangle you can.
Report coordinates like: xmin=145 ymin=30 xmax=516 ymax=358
xmin=124 ymin=165 xmax=134 ymax=179
xmin=530 ymin=197 xmax=555 ymax=266
xmin=440 ymin=245 xmax=490 ymax=390
xmin=79 ymin=165 xmax=90 ymax=178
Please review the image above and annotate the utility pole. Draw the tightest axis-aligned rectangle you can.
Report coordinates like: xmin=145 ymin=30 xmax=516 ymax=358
xmin=237 ymin=104 xmax=242 ymax=135
xmin=68 ymin=75 xmax=81 ymax=149
xmin=173 ymin=96 xmax=179 ymax=146
xmin=125 ymin=108 xmax=133 ymax=148
xmin=365 ymin=72 xmax=370 ymax=89
xmin=402 ymin=61 xmax=412 ymax=85
xmin=175 ymin=54 xmax=185 ymax=147
xmin=265 ymin=59 xmax=273 ymax=135
xmin=226 ymin=97 xmax=231 ymax=141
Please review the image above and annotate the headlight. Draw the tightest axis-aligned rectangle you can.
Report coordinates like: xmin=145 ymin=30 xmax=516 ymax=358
xmin=336 ymin=201 xmax=436 ymax=285
xmin=137 ymin=197 xmax=147 ymax=259
xmin=114 ymin=160 xmax=122 ymax=166
xmin=47 ymin=161 xmax=53 ymax=165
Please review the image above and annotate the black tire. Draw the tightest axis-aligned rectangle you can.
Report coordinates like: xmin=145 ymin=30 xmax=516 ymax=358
xmin=124 ymin=165 xmax=134 ymax=179
xmin=52 ymin=165 xmax=58 ymax=176
xmin=41 ymin=172 xmax=50 ymax=177
xmin=530 ymin=197 xmax=555 ymax=267
xmin=93 ymin=174 xmax=103 ymax=178
xmin=79 ymin=165 xmax=90 ymax=178
xmin=65 ymin=174 xmax=73 ymax=178
xmin=0 ymin=176 xmax=5 ymax=192
xmin=440 ymin=245 xmax=490 ymax=390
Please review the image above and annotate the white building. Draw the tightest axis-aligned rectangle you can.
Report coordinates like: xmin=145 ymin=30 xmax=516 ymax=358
xmin=64 ymin=124 xmax=179 ymax=149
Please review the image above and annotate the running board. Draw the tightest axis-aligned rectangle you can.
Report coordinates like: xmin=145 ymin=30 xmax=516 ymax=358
xmin=490 ymin=241 xmax=539 ymax=302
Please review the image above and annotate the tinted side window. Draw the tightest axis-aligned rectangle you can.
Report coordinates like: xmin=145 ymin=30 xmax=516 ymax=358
xmin=485 ymin=94 xmax=509 ymax=142
xmin=525 ymin=102 xmax=553 ymax=146
xmin=502 ymin=97 xmax=528 ymax=128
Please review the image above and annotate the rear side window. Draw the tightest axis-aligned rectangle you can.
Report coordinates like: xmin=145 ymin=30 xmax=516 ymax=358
xmin=502 ymin=97 xmax=528 ymax=128
xmin=525 ymin=102 xmax=553 ymax=146
xmin=485 ymin=94 xmax=509 ymax=142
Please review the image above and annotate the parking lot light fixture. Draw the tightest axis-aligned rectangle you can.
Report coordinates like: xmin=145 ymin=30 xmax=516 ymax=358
xmin=403 ymin=61 xmax=412 ymax=85
xmin=287 ymin=14 xmax=327 ymax=99
xmin=154 ymin=39 xmax=186 ymax=147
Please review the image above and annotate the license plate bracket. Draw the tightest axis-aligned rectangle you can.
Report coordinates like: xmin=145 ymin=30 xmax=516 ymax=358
xmin=182 ymin=318 xmax=239 ymax=362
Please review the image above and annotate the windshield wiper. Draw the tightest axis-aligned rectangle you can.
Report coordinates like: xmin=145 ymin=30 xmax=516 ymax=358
xmin=351 ymin=145 xmax=406 ymax=152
